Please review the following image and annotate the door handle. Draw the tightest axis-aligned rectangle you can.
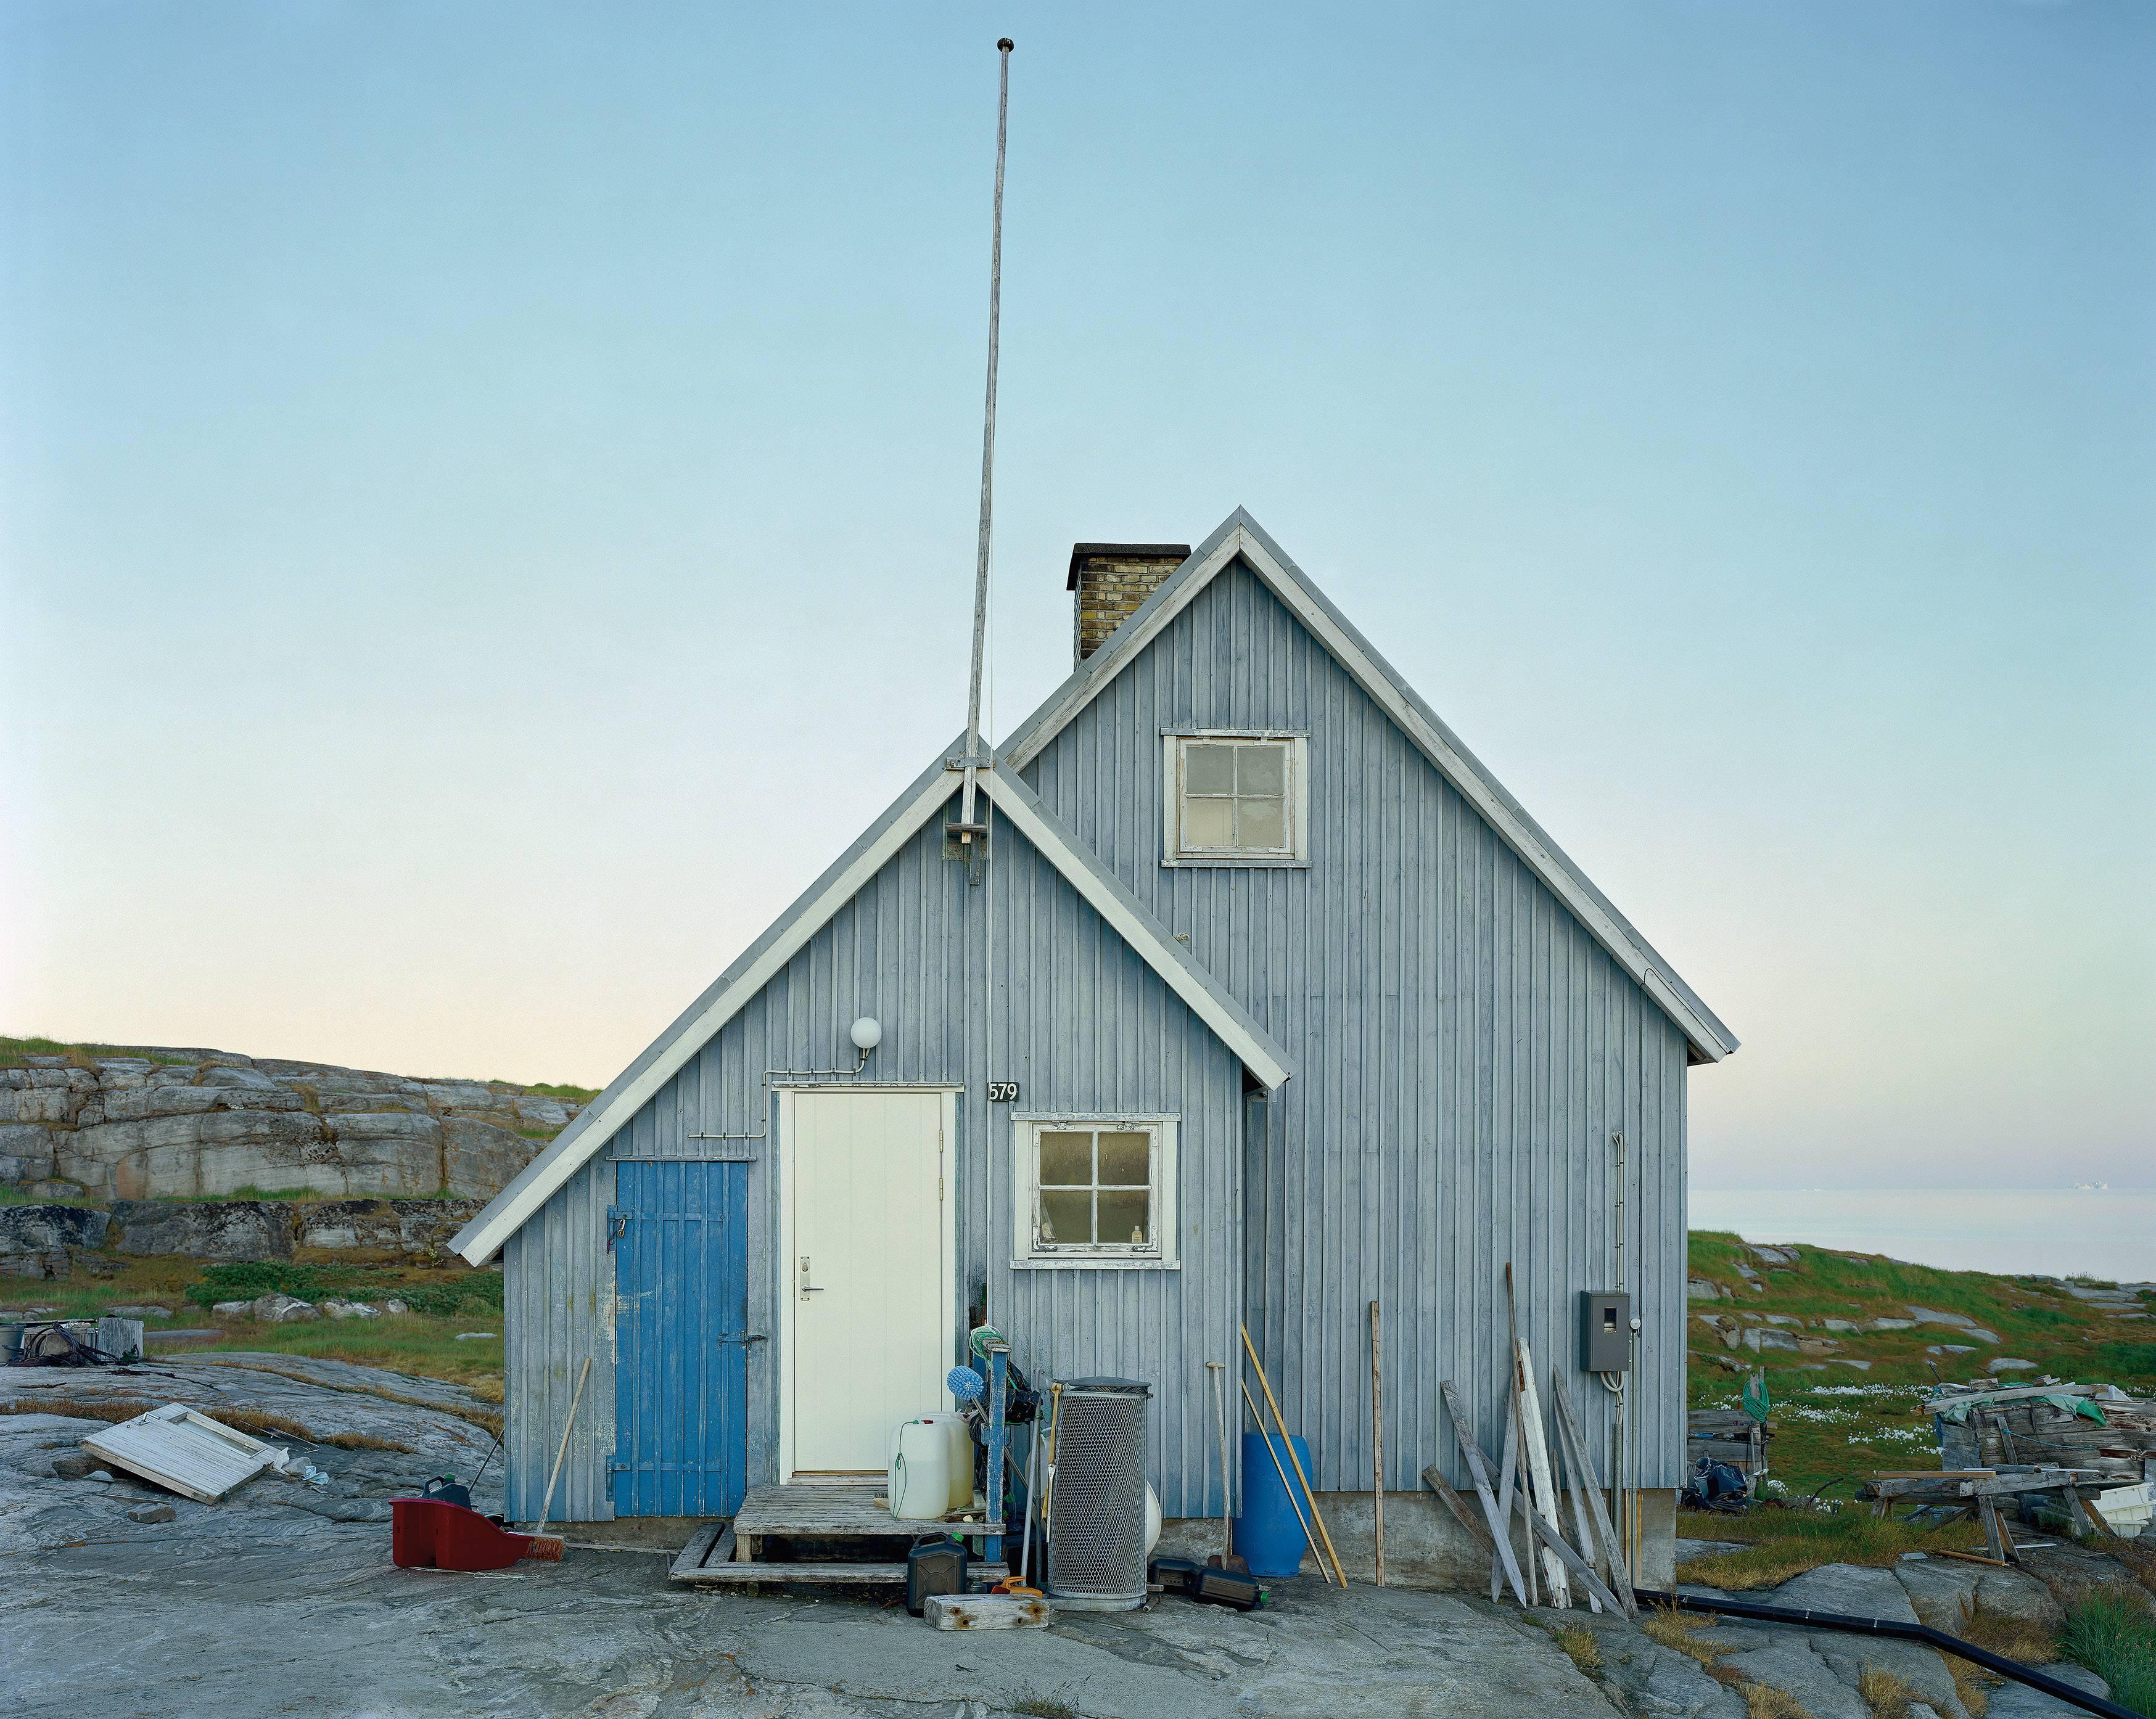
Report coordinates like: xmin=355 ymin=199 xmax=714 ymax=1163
xmin=799 ymin=1256 xmax=825 ymax=1299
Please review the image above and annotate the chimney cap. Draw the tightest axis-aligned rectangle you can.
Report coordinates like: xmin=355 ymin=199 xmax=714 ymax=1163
xmin=1065 ymin=543 xmax=1193 ymax=591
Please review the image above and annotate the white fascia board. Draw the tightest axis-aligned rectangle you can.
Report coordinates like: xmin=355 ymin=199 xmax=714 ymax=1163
xmin=981 ymin=761 xmax=1294 ymax=1091
xmin=1002 ymin=509 xmax=1738 ymax=1064
xmin=451 ymin=761 xmax=964 ymax=1265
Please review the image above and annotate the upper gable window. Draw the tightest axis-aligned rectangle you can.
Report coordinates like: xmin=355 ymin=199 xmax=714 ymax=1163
xmin=1162 ymin=732 xmax=1309 ymax=867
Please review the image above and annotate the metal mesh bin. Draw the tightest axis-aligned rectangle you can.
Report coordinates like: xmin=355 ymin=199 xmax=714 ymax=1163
xmin=1047 ymin=1377 xmax=1151 ymax=1610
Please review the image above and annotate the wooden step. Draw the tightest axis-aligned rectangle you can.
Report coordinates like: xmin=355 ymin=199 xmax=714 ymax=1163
xmin=731 ymin=1481 xmax=1002 ymax=1541
xmin=669 ymin=1522 xmax=1006 ymax=1588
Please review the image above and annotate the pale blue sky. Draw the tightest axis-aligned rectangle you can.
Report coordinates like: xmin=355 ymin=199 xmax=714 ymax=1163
xmin=2 ymin=3 xmax=2149 ymax=1190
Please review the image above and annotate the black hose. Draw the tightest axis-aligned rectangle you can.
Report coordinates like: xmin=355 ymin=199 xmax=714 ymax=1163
xmin=1634 ymin=1588 xmax=2134 ymax=1719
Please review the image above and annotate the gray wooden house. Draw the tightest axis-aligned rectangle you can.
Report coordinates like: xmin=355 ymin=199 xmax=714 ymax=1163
xmin=451 ymin=509 xmax=1736 ymax=1578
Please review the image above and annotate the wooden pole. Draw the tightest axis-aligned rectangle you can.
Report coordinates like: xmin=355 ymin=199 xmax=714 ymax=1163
xmin=1208 ymin=1360 xmax=1233 ymax=1566
xmin=535 ymin=1356 xmax=593 ymax=1540
xmin=1241 ymin=1377 xmax=1332 ymax=1585
xmin=1507 ymin=1265 xmax=1570 ymax=1607
xmin=1439 ymin=1380 xmax=1529 ymax=1607
xmin=1241 ymin=1323 xmax=1348 ymax=1585
xmin=1369 ymin=1300 xmax=1386 ymax=1586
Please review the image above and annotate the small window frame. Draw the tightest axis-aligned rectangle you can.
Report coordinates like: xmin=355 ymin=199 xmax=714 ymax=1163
xmin=1010 ymin=1115 xmax=1179 ymax=1270
xmin=1162 ymin=731 xmax=1310 ymax=868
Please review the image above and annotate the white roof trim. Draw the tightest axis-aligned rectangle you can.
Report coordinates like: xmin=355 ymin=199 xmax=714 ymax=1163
xmin=1003 ymin=511 xmax=1738 ymax=1065
xmin=983 ymin=760 xmax=1293 ymax=1092
xmin=451 ymin=754 xmax=1292 ymax=1265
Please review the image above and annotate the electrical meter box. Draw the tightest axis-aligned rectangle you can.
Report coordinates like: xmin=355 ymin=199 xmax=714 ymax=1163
xmin=1579 ymin=1290 xmax=1632 ymax=1373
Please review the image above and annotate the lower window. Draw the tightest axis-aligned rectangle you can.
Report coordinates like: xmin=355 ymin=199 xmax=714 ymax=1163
xmin=1011 ymin=1116 xmax=1179 ymax=1268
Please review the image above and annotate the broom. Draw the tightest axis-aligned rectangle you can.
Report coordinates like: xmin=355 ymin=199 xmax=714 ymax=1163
xmin=527 ymin=1355 xmax=591 ymax=1562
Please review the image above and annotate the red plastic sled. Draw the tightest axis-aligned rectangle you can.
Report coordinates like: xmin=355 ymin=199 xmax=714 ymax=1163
xmin=391 ymin=1497 xmax=559 ymax=1570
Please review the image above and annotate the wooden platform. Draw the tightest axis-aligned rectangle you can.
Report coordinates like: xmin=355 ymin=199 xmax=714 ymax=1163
xmin=670 ymin=1521 xmax=1007 ymax=1588
xmin=731 ymin=1480 xmax=1000 ymax=1541
xmin=669 ymin=1483 xmax=1008 ymax=1588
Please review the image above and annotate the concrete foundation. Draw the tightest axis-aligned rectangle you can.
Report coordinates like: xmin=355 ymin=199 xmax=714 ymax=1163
xmin=1164 ymin=1487 xmax=1676 ymax=1592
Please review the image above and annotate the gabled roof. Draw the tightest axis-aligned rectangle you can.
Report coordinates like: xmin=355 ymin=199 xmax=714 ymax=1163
xmin=451 ymin=751 xmax=1294 ymax=1266
xmin=1000 ymin=509 xmax=1740 ymax=1066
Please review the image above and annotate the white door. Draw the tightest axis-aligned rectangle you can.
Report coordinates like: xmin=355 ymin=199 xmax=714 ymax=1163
xmin=782 ymin=1088 xmax=953 ymax=1479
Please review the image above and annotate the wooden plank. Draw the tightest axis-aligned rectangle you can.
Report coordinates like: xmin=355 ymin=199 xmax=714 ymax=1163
xmin=1549 ymin=1369 xmax=1637 ymax=1618
xmin=1515 ymin=1345 xmax=1570 ymax=1607
xmin=673 ymin=1561 xmax=1008 ymax=1588
xmin=1977 ymin=1493 xmax=2012 ymax=1563
xmin=669 ymin=1524 xmax=723 ymax=1580
xmin=1439 ymin=1381 xmax=1528 ymax=1607
xmin=1422 ymin=1464 xmax=1494 ymax=1554
xmin=731 ymin=1483 xmax=1001 ymax=1538
xmin=1440 ymin=1380 xmax=1526 ymax=1613
xmin=1496 ymin=1390 xmax=1533 ymax=1604
xmin=924 ymin=1593 xmax=1050 ymax=1630
xmin=1520 ymin=1498 xmax=1627 ymax=1619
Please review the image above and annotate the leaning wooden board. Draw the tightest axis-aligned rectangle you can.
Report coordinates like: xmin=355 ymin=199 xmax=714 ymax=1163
xmin=83 ymin=1402 xmax=282 ymax=1503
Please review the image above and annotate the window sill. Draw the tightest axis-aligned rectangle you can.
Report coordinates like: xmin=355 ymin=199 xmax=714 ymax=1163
xmin=1010 ymin=1256 xmax=1182 ymax=1271
xmin=1161 ymin=855 xmax=1309 ymax=869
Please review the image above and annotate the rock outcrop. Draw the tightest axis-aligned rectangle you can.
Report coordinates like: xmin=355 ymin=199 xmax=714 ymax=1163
xmin=0 ymin=1048 xmax=585 ymax=1202
xmin=0 ymin=1196 xmax=490 ymax=1274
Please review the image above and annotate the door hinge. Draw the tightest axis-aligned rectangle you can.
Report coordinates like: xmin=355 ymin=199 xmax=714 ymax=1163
xmin=718 ymin=1332 xmax=768 ymax=1346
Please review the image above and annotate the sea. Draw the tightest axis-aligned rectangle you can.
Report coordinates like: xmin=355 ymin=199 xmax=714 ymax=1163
xmin=1688 ymin=1188 xmax=2156 ymax=1283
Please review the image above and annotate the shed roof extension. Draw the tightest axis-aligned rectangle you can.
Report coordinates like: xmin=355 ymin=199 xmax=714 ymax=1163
xmin=1003 ymin=507 xmax=1740 ymax=1066
xmin=450 ymin=752 xmax=1293 ymax=1266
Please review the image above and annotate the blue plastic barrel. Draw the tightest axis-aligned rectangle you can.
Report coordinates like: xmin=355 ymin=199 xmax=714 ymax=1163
xmin=1233 ymin=1429 xmax=1313 ymax=1577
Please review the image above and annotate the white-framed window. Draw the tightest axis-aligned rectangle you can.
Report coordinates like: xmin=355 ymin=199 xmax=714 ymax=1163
xmin=1011 ymin=1116 xmax=1179 ymax=1269
xmin=1162 ymin=731 xmax=1309 ymax=866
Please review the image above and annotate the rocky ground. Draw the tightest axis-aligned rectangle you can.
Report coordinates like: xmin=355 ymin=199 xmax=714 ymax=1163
xmin=2 ymin=1360 xmax=2134 ymax=1719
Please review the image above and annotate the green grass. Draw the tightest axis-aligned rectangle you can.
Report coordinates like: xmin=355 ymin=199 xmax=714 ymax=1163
xmin=0 ymin=1034 xmax=195 ymax=1069
xmin=2059 ymin=1588 xmax=2156 ymax=1717
xmin=184 ymin=1260 xmax=503 ymax=1318
xmin=512 ymin=1080 xmax=599 ymax=1102
xmin=1674 ymin=1501 xmax=1986 ymax=1590
xmin=1686 ymin=1231 xmax=2156 ymax=1502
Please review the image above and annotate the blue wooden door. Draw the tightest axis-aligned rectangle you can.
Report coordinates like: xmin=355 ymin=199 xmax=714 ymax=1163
xmin=610 ymin=1160 xmax=751 ymax=1517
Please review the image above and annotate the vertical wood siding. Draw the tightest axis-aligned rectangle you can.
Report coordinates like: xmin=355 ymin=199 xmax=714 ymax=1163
xmin=509 ymin=800 xmax=1246 ymax=1519
xmin=503 ymin=1154 xmax=617 ymax=1521
xmin=1022 ymin=556 xmax=1692 ymax=1491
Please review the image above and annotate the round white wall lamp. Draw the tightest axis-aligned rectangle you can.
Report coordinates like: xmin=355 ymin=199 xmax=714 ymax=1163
xmin=849 ymin=1017 xmax=883 ymax=1052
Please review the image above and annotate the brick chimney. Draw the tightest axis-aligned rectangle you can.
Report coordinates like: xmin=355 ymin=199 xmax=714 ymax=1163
xmin=1067 ymin=543 xmax=1191 ymax=667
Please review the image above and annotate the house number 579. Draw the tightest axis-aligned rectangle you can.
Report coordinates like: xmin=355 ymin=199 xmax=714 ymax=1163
xmin=986 ymin=1081 xmax=1021 ymax=1104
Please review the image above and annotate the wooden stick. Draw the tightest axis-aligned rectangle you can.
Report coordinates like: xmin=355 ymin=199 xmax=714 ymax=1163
xmin=1208 ymin=1361 xmax=1232 ymax=1567
xmin=535 ymin=1355 xmax=593 ymax=1541
xmin=1369 ymin=1300 xmax=1386 ymax=1587
xmin=1422 ymin=1463 xmax=1494 ymax=1554
xmin=1241 ymin=1323 xmax=1348 ymax=1585
xmin=1240 ymin=1377 xmax=1331 ymax=1585
xmin=1935 ymin=1545 xmax=2014 ymax=1570
xmin=1520 ymin=1493 xmax=1628 ymax=1617
xmin=1441 ymin=1380 xmax=1529 ymax=1606
xmin=1549 ymin=1369 xmax=1637 ymax=1617
xmin=1499 ymin=1388 xmax=1536 ymax=1604
xmin=1507 ymin=1266 xmax=1570 ymax=1607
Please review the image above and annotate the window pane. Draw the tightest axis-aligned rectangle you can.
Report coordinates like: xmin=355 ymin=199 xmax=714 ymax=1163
xmin=1096 ymin=1130 xmax=1150 ymax=1185
xmin=1237 ymin=797 xmax=1287 ymax=849
xmin=1039 ymin=1188 xmax=1093 ymax=1245
xmin=1235 ymin=743 xmax=1286 ymax=797
xmin=1098 ymin=1188 xmax=1151 ymax=1247
xmin=1185 ymin=743 xmax=1234 ymax=795
xmin=1038 ymin=1130 xmax=1092 ymax=1186
xmin=1183 ymin=797 xmax=1234 ymax=848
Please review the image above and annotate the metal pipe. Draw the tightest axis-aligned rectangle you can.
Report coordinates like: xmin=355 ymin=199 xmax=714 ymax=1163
xmin=1634 ymin=1590 xmax=2136 ymax=1719
xmin=959 ymin=38 xmax=1014 ymax=839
